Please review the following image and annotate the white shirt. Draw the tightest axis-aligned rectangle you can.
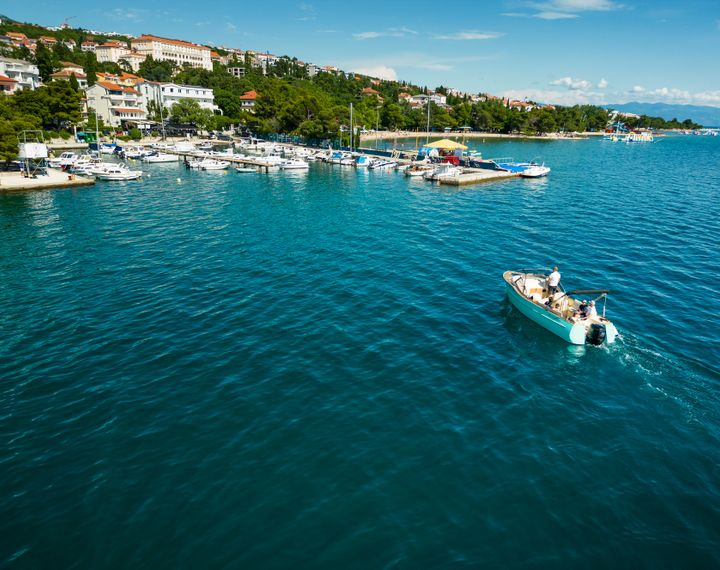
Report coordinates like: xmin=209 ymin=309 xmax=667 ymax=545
xmin=548 ymin=271 xmax=561 ymax=287
xmin=588 ymin=304 xmax=597 ymax=318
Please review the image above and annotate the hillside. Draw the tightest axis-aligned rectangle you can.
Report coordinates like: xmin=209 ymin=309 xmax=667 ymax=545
xmin=607 ymin=102 xmax=720 ymax=127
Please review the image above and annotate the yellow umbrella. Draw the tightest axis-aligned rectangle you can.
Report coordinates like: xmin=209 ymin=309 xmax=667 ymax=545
xmin=423 ymin=138 xmax=468 ymax=150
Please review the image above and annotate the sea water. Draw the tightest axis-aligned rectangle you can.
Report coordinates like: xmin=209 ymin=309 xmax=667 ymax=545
xmin=1 ymin=135 xmax=719 ymax=568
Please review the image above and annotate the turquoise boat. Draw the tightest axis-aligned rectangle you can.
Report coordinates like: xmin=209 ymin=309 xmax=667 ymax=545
xmin=503 ymin=270 xmax=619 ymax=346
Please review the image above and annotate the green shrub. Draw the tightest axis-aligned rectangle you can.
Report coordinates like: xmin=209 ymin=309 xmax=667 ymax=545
xmin=128 ymin=127 xmax=142 ymax=141
xmin=117 ymin=135 xmax=132 ymax=142
xmin=59 ymin=130 xmax=72 ymax=140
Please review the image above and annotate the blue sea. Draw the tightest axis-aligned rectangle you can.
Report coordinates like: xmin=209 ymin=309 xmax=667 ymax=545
xmin=1 ymin=135 xmax=719 ymax=568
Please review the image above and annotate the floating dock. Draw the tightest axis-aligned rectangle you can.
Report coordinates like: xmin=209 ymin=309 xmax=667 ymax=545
xmin=0 ymin=170 xmax=95 ymax=192
xmin=439 ymin=169 xmax=520 ymax=186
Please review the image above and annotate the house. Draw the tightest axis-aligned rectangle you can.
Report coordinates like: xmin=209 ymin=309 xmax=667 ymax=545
xmin=508 ymin=99 xmax=535 ymax=111
xmin=86 ymin=80 xmax=147 ymax=127
xmin=39 ymin=36 xmax=58 ymax=46
xmin=239 ymin=90 xmax=257 ymax=112
xmin=361 ymin=87 xmax=383 ymax=102
xmin=0 ymin=56 xmax=41 ymax=90
xmin=59 ymin=61 xmax=85 ymax=75
xmin=131 ymin=34 xmax=212 ymax=70
xmin=227 ymin=67 xmax=245 ymax=78
xmin=81 ymin=41 xmax=98 ymax=52
xmin=136 ymin=81 xmax=219 ymax=113
xmin=50 ymin=69 xmax=88 ymax=89
xmin=0 ymin=74 xmax=18 ymax=94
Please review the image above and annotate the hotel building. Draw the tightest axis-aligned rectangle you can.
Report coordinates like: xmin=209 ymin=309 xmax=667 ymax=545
xmin=131 ymin=35 xmax=212 ymax=71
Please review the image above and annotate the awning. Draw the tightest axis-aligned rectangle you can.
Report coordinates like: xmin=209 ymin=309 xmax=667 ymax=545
xmin=423 ymin=139 xmax=468 ymax=150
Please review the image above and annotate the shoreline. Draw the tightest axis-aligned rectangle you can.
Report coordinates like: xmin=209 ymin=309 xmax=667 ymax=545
xmin=359 ymin=131 xmax=603 ymax=142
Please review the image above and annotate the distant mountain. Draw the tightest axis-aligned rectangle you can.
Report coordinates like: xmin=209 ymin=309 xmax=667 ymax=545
xmin=605 ymin=102 xmax=720 ymax=127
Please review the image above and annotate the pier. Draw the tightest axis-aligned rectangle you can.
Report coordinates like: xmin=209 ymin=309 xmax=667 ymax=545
xmin=0 ymin=170 xmax=95 ymax=192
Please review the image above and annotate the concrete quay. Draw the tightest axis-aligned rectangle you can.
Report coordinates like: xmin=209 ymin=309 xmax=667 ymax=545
xmin=0 ymin=170 xmax=95 ymax=192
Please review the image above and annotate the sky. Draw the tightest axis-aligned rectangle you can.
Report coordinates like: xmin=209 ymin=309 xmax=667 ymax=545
xmin=9 ymin=0 xmax=720 ymax=107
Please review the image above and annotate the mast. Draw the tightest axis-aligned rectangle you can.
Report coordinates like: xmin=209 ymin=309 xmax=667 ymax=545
xmin=159 ymin=88 xmax=166 ymax=141
xmin=375 ymin=107 xmax=379 ymax=151
xmin=426 ymin=98 xmax=431 ymax=145
xmin=349 ymin=102 xmax=353 ymax=152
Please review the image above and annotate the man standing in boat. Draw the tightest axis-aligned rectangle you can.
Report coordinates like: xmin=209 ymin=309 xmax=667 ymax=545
xmin=547 ymin=266 xmax=561 ymax=297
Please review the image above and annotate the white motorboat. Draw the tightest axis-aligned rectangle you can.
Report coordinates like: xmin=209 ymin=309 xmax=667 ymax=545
xmin=94 ymin=164 xmax=143 ymax=181
xmin=368 ymin=159 xmax=397 ymax=170
xmin=189 ymin=158 xmax=229 ymax=170
xmin=235 ymin=166 xmax=257 ymax=173
xmin=47 ymin=152 xmax=77 ymax=169
xmin=503 ymin=270 xmax=618 ymax=345
xmin=124 ymin=148 xmax=151 ymax=160
xmin=254 ymin=155 xmax=285 ymax=167
xmin=279 ymin=159 xmax=309 ymax=170
xmin=519 ymin=163 xmax=551 ymax=178
xmin=143 ymin=152 xmax=178 ymax=163
xmin=423 ymin=164 xmax=462 ymax=180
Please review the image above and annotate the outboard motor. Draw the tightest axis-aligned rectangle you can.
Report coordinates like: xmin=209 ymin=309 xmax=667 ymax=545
xmin=586 ymin=323 xmax=607 ymax=346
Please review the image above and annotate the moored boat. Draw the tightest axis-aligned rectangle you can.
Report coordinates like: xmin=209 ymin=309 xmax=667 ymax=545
xmin=519 ymin=163 xmax=551 ymax=178
xmin=503 ymin=269 xmax=619 ymax=345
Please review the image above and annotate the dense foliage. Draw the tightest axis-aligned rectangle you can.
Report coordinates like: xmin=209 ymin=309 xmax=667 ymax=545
xmin=0 ymin=81 xmax=82 ymax=161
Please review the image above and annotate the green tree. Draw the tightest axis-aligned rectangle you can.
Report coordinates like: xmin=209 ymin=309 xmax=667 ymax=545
xmin=35 ymin=42 xmax=57 ymax=82
xmin=85 ymin=52 xmax=97 ymax=86
xmin=170 ymin=98 xmax=215 ymax=130
xmin=138 ymin=56 xmax=175 ymax=82
xmin=68 ymin=73 xmax=79 ymax=91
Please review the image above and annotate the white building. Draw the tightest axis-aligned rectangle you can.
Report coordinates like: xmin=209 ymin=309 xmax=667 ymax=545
xmin=50 ymin=69 xmax=88 ymax=89
xmin=227 ymin=67 xmax=245 ymax=78
xmin=0 ymin=56 xmax=41 ymax=91
xmin=131 ymin=34 xmax=212 ymax=71
xmin=137 ymin=81 xmax=219 ymax=113
xmin=86 ymin=80 xmax=147 ymax=127
xmin=96 ymin=42 xmax=146 ymax=71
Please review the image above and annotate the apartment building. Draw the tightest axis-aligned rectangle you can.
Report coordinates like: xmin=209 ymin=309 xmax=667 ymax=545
xmin=137 ymin=81 xmax=219 ymax=112
xmin=131 ymin=34 xmax=212 ymax=70
xmin=86 ymin=80 xmax=147 ymax=127
xmin=0 ymin=56 xmax=41 ymax=91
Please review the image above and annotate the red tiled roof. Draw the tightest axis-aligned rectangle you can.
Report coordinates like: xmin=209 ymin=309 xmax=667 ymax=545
xmin=133 ymin=34 xmax=210 ymax=51
xmin=51 ymin=70 xmax=87 ymax=79
xmin=6 ymin=32 xmax=27 ymax=39
xmin=96 ymin=81 xmax=140 ymax=94
xmin=0 ymin=74 xmax=18 ymax=83
xmin=362 ymin=87 xmax=380 ymax=95
xmin=111 ymin=108 xmax=144 ymax=113
xmin=239 ymin=90 xmax=257 ymax=100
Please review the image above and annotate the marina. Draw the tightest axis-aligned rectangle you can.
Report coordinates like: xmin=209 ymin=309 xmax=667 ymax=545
xmin=2 ymin=2 xmax=719 ymax=567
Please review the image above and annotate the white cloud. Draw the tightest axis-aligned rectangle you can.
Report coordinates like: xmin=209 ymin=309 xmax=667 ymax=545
xmin=598 ymin=78 xmax=608 ymax=88
xmin=432 ymin=31 xmax=503 ymax=40
xmin=502 ymin=88 xmax=606 ymax=106
xmin=353 ymin=27 xmax=417 ymax=40
xmin=550 ymin=76 xmax=593 ymax=90
xmin=503 ymin=0 xmax=621 ymax=19
xmin=631 ymin=85 xmax=645 ymax=93
xmin=350 ymin=65 xmax=398 ymax=81
xmin=535 ymin=11 xmax=579 ymax=19
xmin=110 ymin=8 xmax=145 ymax=21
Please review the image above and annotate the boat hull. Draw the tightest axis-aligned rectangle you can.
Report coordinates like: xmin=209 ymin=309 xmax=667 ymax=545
xmin=505 ymin=280 xmax=587 ymax=344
